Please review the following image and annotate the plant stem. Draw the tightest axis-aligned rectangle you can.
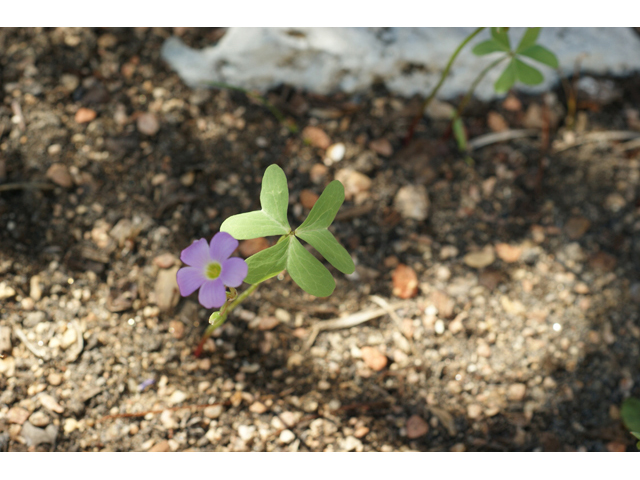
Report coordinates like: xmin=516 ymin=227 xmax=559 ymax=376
xmin=454 ymin=56 xmax=507 ymax=121
xmin=404 ymin=27 xmax=486 ymax=144
xmin=194 ymin=282 xmax=262 ymax=357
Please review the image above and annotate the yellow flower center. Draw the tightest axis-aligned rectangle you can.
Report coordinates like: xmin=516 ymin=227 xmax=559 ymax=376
xmin=205 ymin=262 xmax=221 ymax=280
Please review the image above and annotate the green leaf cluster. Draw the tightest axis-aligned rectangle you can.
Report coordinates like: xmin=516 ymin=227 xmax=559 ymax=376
xmin=621 ymin=397 xmax=640 ymax=449
xmin=472 ymin=27 xmax=559 ymax=94
xmin=220 ymin=164 xmax=354 ymax=297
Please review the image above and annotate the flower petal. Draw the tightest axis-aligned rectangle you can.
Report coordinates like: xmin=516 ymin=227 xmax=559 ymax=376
xmin=198 ymin=279 xmax=226 ymax=309
xmin=209 ymin=232 xmax=238 ymax=263
xmin=180 ymin=238 xmax=211 ymax=267
xmin=176 ymin=266 xmax=206 ymax=296
xmin=220 ymin=257 xmax=248 ymax=288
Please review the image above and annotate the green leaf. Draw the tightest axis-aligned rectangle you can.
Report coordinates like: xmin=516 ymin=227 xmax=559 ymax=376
xmin=296 ymin=229 xmax=354 ymax=274
xmin=296 ymin=179 xmax=354 ymax=274
xmin=519 ymin=45 xmax=559 ymax=69
xmin=472 ymin=39 xmax=509 ymax=56
xmin=286 ymin=237 xmax=335 ymax=297
xmin=494 ymin=59 xmax=517 ymax=94
xmin=220 ymin=210 xmax=290 ymax=239
xmin=297 ymin=181 xmax=345 ymax=231
xmin=621 ymin=397 xmax=640 ymax=432
xmin=491 ymin=27 xmax=510 ymax=51
xmin=631 ymin=431 xmax=640 ymax=440
xmin=220 ymin=164 xmax=290 ymax=239
xmin=514 ymin=59 xmax=544 ymax=85
xmin=516 ymin=27 xmax=541 ymax=53
xmin=244 ymin=236 xmax=290 ymax=284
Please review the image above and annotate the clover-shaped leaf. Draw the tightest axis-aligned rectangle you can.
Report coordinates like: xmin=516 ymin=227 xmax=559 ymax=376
xmin=515 ymin=27 xmax=541 ymax=53
xmin=472 ymin=28 xmax=559 ymax=95
xmin=518 ymin=45 xmax=558 ymax=69
xmin=220 ymin=164 xmax=290 ymax=239
xmin=296 ymin=180 xmax=354 ymax=275
xmin=220 ymin=164 xmax=355 ymax=297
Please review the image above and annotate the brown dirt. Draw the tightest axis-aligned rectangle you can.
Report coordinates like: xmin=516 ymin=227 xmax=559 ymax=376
xmin=1 ymin=27 xmax=639 ymax=452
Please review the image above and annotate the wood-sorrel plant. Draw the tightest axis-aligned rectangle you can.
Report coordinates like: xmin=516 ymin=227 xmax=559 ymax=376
xmin=406 ymin=27 xmax=559 ymax=148
xmin=176 ymin=164 xmax=354 ymax=355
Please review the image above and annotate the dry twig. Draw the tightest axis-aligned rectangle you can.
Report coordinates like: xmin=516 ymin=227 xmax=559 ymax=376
xmin=14 ymin=327 xmax=50 ymax=360
xmin=303 ymin=299 xmax=405 ymax=352
xmin=468 ymin=129 xmax=539 ymax=151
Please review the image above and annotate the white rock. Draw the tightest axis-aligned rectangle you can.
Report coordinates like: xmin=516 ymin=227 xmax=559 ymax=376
xmin=0 ymin=282 xmax=16 ymax=300
xmin=160 ymin=410 xmax=179 ymax=430
xmin=168 ymin=390 xmax=188 ymax=406
xmin=325 ymin=143 xmax=346 ymax=163
xmin=63 ymin=418 xmax=79 ymax=434
xmin=162 ymin=28 xmax=640 ymax=101
xmin=341 ymin=435 xmax=363 ymax=452
xmin=394 ymin=185 xmax=429 ymax=221
xmin=60 ymin=327 xmax=77 ymax=350
xmin=278 ymin=429 xmax=295 ymax=444
xmin=238 ymin=425 xmax=256 ymax=442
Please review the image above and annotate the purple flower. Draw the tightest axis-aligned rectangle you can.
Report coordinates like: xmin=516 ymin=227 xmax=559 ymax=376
xmin=176 ymin=232 xmax=248 ymax=309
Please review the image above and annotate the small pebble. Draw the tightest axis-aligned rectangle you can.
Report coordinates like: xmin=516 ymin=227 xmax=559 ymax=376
xmin=302 ymin=126 xmax=331 ymax=149
xmin=28 ymin=411 xmax=50 ymax=428
xmin=238 ymin=425 xmax=256 ymax=442
xmin=46 ymin=163 xmax=73 ymax=188
xmin=0 ymin=326 xmax=11 ymax=353
xmin=463 ymin=246 xmax=495 ymax=269
xmin=63 ymin=418 xmax=79 ymax=434
xmin=7 ymin=407 xmax=30 ymax=425
xmin=258 ymin=316 xmax=280 ymax=331
xmin=204 ymin=405 xmax=223 ymax=419
xmin=309 ymin=163 xmax=328 ymax=184
xmin=391 ymin=264 xmax=418 ymax=299
xmin=279 ymin=429 xmax=295 ymax=444
xmin=168 ymin=390 xmax=188 ymax=406
xmin=60 ymin=327 xmax=77 ymax=350
xmin=368 ymin=138 xmax=393 ymax=156
xmin=137 ymin=112 xmax=160 ymax=136
xmin=153 ymin=253 xmax=178 ymax=269
xmin=249 ymin=402 xmax=268 ymax=414
xmin=507 ymin=383 xmax=527 ymax=402
xmin=467 ymin=404 xmax=483 ymax=419
xmin=47 ymin=372 xmax=63 ymax=386
xmin=75 ymin=107 xmax=97 ymax=124
xmin=406 ymin=415 xmax=429 ymax=439
xmin=325 ymin=142 xmax=346 ymax=163
xmin=360 ymin=346 xmax=387 ymax=371
xmin=160 ymin=410 xmax=179 ymax=430
xmin=239 ymin=238 xmax=270 ymax=257
xmin=149 ymin=440 xmax=170 ymax=452
xmin=299 ymin=189 xmax=319 ymax=209
xmin=394 ymin=185 xmax=429 ymax=221
xmin=39 ymin=394 xmax=64 ymax=413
